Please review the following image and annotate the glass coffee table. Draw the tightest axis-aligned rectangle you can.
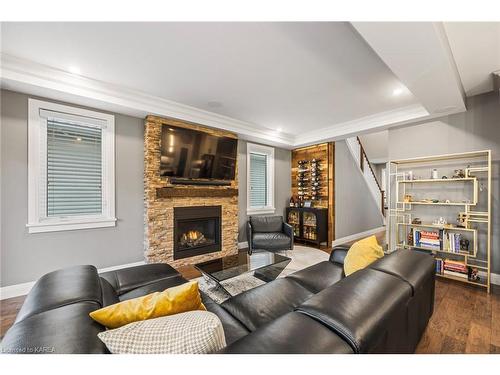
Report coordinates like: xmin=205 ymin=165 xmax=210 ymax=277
xmin=194 ymin=250 xmax=291 ymax=296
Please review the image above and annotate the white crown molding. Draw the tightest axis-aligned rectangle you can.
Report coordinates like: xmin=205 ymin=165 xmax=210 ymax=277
xmin=0 ymin=53 xmax=466 ymax=149
xmin=293 ymin=104 xmax=430 ymax=147
xmin=0 ymin=53 xmax=295 ymax=148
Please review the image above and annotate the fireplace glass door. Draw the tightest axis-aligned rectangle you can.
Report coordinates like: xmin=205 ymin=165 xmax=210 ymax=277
xmin=173 ymin=206 xmax=222 ymax=260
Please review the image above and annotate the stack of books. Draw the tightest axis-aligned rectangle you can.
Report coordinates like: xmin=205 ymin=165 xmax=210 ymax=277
xmin=443 ymin=260 xmax=468 ymax=279
xmin=445 ymin=232 xmax=462 ymax=253
xmin=413 ymin=229 xmax=442 ymax=250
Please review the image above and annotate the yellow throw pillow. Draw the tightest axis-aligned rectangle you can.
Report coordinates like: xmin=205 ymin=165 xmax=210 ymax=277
xmin=344 ymin=235 xmax=384 ymax=276
xmin=89 ymin=281 xmax=206 ymax=329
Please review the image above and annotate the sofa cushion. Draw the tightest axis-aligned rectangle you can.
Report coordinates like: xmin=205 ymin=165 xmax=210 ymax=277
xmin=220 ymin=312 xmax=353 ymax=354
xmin=368 ymin=250 xmax=434 ymax=295
xmin=344 ymin=235 xmax=384 ymax=276
xmin=89 ymin=281 xmax=205 ymax=329
xmin=97 ymin=311 xmax=226 ymax=354
xmin=296 ymin=268 xmax=412 ymax=353
xmin=201 ymin=293 xmax=250 ymax=345
xmin=15 ymin=265 xmax=102 ymax=324
xmin=286 ymin=261 xmax=344 ymax=293
xmin=252 ymin=232 xmax=290 ymax=250
xmin=99 ymin=263 xmax=180 ymax=296
xmin=118 ymin=275 xmax=187 ymax=301
xmin=221 ymin=278 xmax=313 ymax=332
xmin=250 ymin=215 xmax=283 ymax=233
xmin=1 ymin=302 xmax=107 ymax=354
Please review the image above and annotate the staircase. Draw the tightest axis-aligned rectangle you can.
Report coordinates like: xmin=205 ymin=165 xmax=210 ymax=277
xmin=345 ymin=137 xmax=386 ymax=218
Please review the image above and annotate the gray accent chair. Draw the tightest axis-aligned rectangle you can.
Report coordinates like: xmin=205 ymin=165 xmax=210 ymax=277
xmin=246 ymin=215 xmax=294 ymax=255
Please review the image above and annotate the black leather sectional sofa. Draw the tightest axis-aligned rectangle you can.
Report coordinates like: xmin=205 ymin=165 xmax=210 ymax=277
xmin=1 ymin=247 xmax=435 ymax=354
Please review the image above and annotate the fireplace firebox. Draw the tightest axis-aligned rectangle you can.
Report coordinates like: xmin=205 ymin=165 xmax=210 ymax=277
xmin=173 ymin=206 xmax=222 ymax=260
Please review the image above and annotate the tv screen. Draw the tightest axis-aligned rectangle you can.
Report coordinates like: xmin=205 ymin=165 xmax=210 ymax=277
xmin=159 ymin=124 xmax=237 ymax=181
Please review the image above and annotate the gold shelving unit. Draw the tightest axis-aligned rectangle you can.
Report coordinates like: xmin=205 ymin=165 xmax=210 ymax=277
xmin=387 ymin=150 xmax=491 ymax=293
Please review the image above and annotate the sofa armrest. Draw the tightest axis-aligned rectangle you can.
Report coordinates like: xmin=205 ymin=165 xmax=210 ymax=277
xmin=99 ymin=263 xmax=180 ymax=296
xmin=329 ymin=246 xmax=350 ymax=265
xmin=283 ymin=222 xmax=294 ymax=250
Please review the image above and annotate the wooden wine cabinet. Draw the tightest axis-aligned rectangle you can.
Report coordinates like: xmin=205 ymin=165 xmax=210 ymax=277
xmin=286 ymin=207 xmax=328 ymax=248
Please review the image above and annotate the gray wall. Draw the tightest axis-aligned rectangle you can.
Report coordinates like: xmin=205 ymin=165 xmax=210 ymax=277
xmin=1 ymin=90 xmax=146 ymax=287
xmin=388 ymin=91 xmax=500 ymax=274
xmin=335 ymin=140 xmax=385 ymax=239
xmin=237 ymin=140 xmax=291 ymax=242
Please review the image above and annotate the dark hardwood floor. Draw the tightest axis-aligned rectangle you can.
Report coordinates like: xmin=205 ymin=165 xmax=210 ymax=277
xmin=416 ymin=278 xmax=500 ymax=353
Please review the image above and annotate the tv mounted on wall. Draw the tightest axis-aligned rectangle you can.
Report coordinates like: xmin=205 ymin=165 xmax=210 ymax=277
xmin=159 ymin=124 xmax=237 ymax=185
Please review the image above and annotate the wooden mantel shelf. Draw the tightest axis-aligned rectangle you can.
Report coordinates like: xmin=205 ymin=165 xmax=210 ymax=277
xmin=156 ymin=187 xmax=238 ymax=199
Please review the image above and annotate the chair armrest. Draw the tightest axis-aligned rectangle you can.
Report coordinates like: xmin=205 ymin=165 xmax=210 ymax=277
xmin=283 ymin=222 xmax=294 ymax=250
xmin=246 ymin=221 xmax=254 ymax=252
xmin=329 ymin=246 xmax=350 ymax=265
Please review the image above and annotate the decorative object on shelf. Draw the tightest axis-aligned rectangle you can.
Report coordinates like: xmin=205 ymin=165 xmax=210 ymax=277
xmin=406 ymin=170 xmax=413 ymax=180
xmin=433 ymin=217 xmax=447 ymax=226
xmin=404 ymin=194 xmax=413 ymax=203
xmin=289 ymin=197 xmax=296 ymax=207
xmin=303 ymin=200 xmax=312 ymax=208
xmin=452 ymin=169 xmax=465 ymax=178
xmin=408 ymin=230 xmax=414 ymax=246
xmin=431 ymin=168 xmax=439 ymax=179
xmin=411 ymin=218 xmax=422 ymax=224
xmin=445 ymin=199 xmax=451 ymax=203
xmin=442 ymin=176 xmax=448 ymax=179
xmin=460 ymin=239 xmax=470 ymax=252
xmin=432 ymin=199 xmax=439 ymax=203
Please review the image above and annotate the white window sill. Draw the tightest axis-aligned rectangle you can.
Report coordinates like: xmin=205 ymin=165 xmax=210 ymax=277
xmin=27 ymin=217 xmax=117 ymax=234
xmin=246 ymin=207 xmax=276 ymax=216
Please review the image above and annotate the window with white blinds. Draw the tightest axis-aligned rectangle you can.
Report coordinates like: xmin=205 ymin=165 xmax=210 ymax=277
xmin=47 ymin=119 xmax=103 ymax=217
xmin=249 ymin=153 xmax=268 ymax=207
xmin=28 ymin=99 xmax=116 ymax=233
xmin=247 ymin=143 xmax=275 ymax=214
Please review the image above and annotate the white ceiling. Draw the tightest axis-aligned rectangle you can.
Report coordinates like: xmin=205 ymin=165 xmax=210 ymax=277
xmin=0 ymin=22 xmax=494 ymax=148
xmin=444 ymin=22 xmax=500 ymax=97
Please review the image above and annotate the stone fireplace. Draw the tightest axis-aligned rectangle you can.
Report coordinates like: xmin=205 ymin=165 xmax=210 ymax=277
xmin=173 ymin=206 xmax=221 ymax=260
xmin=143 ymin=115 xmax=239 ymax=268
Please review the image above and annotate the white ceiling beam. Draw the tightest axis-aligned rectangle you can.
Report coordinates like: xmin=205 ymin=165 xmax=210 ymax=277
xmin=352 ymin=22 xmax=466 ymax=115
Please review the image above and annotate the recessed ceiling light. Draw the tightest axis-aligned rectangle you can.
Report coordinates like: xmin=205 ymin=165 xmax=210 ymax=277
xmin=68 ymin=66 xmax=81 ymax=75
xmin=392 ymin=88 xmax=404 ymax=96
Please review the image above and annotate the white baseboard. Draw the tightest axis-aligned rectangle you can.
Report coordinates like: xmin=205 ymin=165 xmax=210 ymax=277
xmin=332 ymin=226 xmax=386 ymax=248
xmin=238 ymin=241 xmax=248 ymax=249
xmin=491 ymin=273 xmax=500 ymax=286
xmin=0 ymin=260 xmax=146 ymax=300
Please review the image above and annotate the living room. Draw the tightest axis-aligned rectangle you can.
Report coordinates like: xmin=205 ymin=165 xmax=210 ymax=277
xmin=1 ymin=0 xmax=499 ymax=372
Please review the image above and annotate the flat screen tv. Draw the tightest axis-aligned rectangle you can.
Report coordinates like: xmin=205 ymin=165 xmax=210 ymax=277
xmin=159 ymin=124 xmax=237 ymax=182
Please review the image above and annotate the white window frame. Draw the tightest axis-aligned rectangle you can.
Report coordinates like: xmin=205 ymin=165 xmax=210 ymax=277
xmin=27 ymin=99 xmax=116 ymax=233
xmin=246 ymin=142 xmax=275 ymax=215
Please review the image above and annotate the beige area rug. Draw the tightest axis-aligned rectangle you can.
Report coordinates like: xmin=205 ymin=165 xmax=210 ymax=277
xmin=197 ymin=246 xmax=329 ymax=303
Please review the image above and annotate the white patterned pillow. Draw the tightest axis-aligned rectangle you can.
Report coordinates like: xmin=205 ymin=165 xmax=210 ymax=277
xmin=97 ymin=311 xmax=226 ymax=354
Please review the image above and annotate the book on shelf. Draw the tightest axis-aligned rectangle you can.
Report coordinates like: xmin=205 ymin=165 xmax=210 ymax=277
xmin=443 ymin=269 xmax=469 ymax=280
xmin=435 ymin=258 xmax=444 ymax=274
xmin=445 ymin=232 xmax=463 ymax=253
